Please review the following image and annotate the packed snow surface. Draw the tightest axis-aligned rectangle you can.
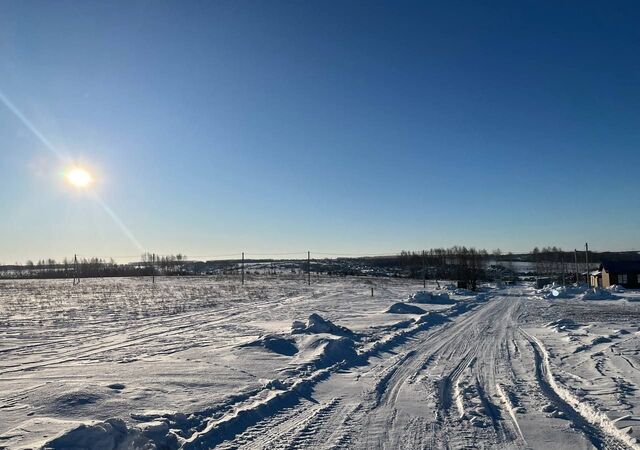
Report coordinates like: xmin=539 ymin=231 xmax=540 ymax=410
xmin=2 ymin=276 xmax=640 ymax=449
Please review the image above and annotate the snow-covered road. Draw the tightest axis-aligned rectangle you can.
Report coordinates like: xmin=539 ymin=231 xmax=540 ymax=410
xmin=2 ymin=278 xmax=640 ymax=449
xmin=213 ymin=289 xmax=610 ymax=449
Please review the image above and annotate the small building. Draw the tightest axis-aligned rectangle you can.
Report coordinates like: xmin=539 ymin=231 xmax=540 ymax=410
xmin=589 ymin=270 xmax=602 ymax=288
xmin=596 ymin=261 xmax=640 ymax=288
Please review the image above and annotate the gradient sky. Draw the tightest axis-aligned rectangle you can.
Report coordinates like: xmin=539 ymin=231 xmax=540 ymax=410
xmin=1 ymin=1 xmax=639 ymax=263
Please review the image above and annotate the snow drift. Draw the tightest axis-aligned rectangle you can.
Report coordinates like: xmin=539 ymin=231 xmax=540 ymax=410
xmin=580 ymin=288 xmax=621 ymax=301
xmin=407 ymin=291 xmax=456 ymax=305
xmin=385 ymin=302 xmax=426 ymax=314
xmin=241 ymin=334 xmax=298 ymax=356
xmin=291 ymin=313 xmax=354 ymax=337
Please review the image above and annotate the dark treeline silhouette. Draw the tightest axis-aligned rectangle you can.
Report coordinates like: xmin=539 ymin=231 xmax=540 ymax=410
xmin=397 ymin=247 xmax=488 ymax=290
xmin=1 ymin=247 xmax=635 ymax=284
xmin=0 ymin=254 xmax=189 ymax=280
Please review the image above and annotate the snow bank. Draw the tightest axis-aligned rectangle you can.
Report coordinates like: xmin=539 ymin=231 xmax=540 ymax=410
xmin=385 ymin=302 xmax=426 ymax=314
xmin=291 ymin=313 xmax=354 ymax=337
xmin=414 ymin=311 xmax=450 ymax=326
xmin=407 ymin=291 xmax=456 ymax=305
xmin=42 ymin=418 xmax=174 ymax=450
xmin=453 ymin=288 xmax=476 ymax=296
xmin=241 ymin=334 xmax=298 ymax=356
xmin=580 ymin=288 xmax=621 ymax=301
xmin=608 ymin=284 xmax=626 ymax=293
xmin=536 ymin=284 xmax=589 ymax=299
xmin=297 ymin=335 xmax=358 ymax=369
xmin=545 ymin=318 xmax=581 ymax=332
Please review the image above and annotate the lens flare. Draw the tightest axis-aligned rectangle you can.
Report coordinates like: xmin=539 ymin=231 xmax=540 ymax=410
xmin=66 ymin=167 xmax=93 ymax=188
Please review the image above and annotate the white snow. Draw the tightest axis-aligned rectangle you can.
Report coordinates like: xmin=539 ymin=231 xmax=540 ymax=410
xmin=2 ymin=277 xmax=640 ymax=449
xmin=407 ymin=291 xmax=456 ymax=305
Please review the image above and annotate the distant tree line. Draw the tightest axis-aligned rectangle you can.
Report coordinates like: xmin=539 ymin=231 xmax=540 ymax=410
xmin=397 ymin=246 xmax=489 ymax=290
xmin=0 ymin=254 xmax=190 ymax=280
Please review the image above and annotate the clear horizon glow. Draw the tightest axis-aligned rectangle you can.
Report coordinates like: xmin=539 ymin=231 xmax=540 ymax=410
xmin=1 ymin=2 xmax=639 ymax=263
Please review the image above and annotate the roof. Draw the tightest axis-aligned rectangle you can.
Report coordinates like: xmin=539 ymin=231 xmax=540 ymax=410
xmin=600 ymin=260 xmax=640 ymax=272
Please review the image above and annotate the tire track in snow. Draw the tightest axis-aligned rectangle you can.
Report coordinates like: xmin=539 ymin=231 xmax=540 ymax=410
xmin=522 ymin=329 xmax=636 ymax=450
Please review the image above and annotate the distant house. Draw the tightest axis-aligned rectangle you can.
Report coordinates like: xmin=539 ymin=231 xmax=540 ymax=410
xmin=592 ymin=261 xmax=640 ymax=288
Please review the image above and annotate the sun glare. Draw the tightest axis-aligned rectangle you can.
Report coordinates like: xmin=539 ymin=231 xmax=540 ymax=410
xmin=66 ymin=167 xmax=93 ymax=188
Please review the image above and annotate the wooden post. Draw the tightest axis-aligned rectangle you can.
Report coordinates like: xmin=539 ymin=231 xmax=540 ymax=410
xmin=574 ymin=249 xmax=579 ymax=285
xmin=307 ymin=251 xmax=311 ymax=286
xmin=241 ymin=252 xmax=245 ymax=285
xmin=371 ymin=287 xmax=374 ymax=297
xmin=152 ymin=253 xmax=155 ymax=284
xmin=73 ymin=254 xmax=79 ymax=285
xmin=585 ymin=243 xmax=589 ymax=285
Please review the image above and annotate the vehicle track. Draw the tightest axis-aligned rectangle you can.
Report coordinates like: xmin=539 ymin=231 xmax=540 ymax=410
xmin=211 ymin=288 xmax=634 ymax=449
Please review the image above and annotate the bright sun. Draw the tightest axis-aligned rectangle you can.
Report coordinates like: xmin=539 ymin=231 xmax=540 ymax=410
xmin=66 ymin=167 xmax=93 ymax=188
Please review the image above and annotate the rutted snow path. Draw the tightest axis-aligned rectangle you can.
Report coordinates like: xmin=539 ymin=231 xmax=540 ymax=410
xmin=210 ymin=288 xmax=627 ymax=449
xmin=3 ymin=279 xmax=639 ymax=449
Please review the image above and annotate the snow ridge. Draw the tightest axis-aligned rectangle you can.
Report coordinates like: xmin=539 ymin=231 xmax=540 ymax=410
xmin=523 ymin=330 xmax=639 ymax=450
xmin=42 ymin=295 xmax=488 ymax=450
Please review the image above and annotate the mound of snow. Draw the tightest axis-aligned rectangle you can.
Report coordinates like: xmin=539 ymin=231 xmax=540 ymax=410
xmin=242 ymin=334 xmax=298 ymax=356
xmin=291 ymin=313 xmax=354 ymax=337
xmin=580 ymin=288 xmax=620 ymax=301
xmin=408 ymin=291 xmax=456 ymax=305
xmin=608 ymin=284 xmax=626 ymax=293
xmin=537 ymin=284 xmax=589 ymax=299
xmin=385 ymin=302 xmax=426 ymax=314
xmin=296 ymin=335 xmax=358 ymax=369
xmin=546 ymin=318 xmax=581 ymax=332
xmin=575 ymin=335 xmax=613 ymax=353
xmin=591 ymin=335 xmax=613 ymax=345
xmin=453 ymin=288 xmax=476 ymax=296
xmin=43 ymin=418 xmax=163 ymax=450
xmin=415 ymin=311 xmax=450 ymax=326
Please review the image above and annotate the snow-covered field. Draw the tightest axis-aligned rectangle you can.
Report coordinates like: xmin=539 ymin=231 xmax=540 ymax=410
xmin=1 ymin=277 xmax=640 ymax=449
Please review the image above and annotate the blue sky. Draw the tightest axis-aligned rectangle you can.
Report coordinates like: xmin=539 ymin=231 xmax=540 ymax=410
xmin=1 ymin=1 xmax=639 ymax=262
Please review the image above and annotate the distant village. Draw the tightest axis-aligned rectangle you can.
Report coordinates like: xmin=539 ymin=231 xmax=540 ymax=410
xmin=1 ymin=247 xmax=638 ymax=291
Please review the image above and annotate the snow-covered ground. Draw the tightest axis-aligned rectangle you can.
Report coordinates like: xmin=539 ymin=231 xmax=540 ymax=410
xmin=1 ymin=277 xmax=640 ymax=449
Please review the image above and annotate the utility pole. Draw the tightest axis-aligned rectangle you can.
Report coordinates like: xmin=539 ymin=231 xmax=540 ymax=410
xmin=574 ymin=249 xmax=579 ymax=285
xmin=585 ymin=243 xmax=589 ymax=286
xmin=73 ymin=254 xmax=79 ymax=285
xmin=422 ymin=250 xmax=426 ymax=289
xmin=307 ymin=251 xmax=311 ymax=286
xmin=241 ymin=252 xmax=245 ymax=285
xmin=152 ymin=253 xmax=155 ymax=284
